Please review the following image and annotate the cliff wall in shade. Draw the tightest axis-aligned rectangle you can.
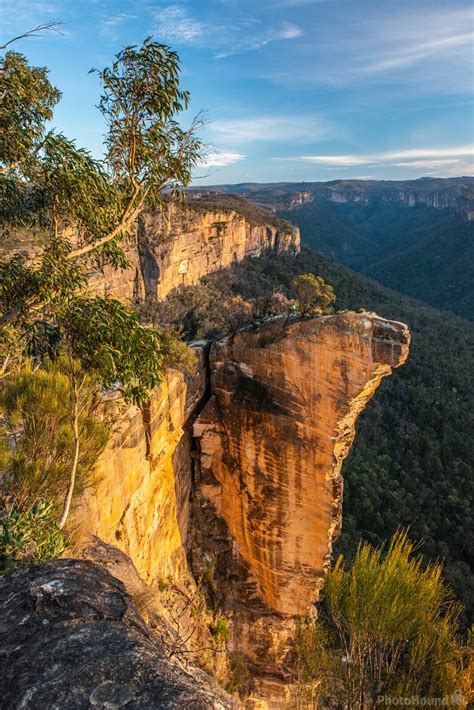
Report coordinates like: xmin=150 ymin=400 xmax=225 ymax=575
xmin=87 ymin=199 xmax=300 ymax=302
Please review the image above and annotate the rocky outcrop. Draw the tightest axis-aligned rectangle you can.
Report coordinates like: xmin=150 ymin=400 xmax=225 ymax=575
xmin=191 ymin=312 xmax=410 ymax=700
xmin=68 ymin=311 xmax=409 ymax=707
xmin=75 ymin=356 xmax=207 ymax=585
xmin=0 ymin=559 xmax=235 ymax=709
xmin=87 ymin=200 xmax=300 ymax=302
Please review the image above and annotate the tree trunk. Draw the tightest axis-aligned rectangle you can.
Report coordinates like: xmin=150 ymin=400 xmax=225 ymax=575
xmin=59 ymin=395 xmax=80 ymax=529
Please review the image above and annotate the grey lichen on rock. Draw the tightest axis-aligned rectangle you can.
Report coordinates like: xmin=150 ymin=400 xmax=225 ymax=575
xmin=0 ymin=559 xmax=235 ymax=709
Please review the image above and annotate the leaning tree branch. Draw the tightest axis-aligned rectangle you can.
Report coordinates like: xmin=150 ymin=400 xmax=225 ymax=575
xmin=65 ymin=182 xmax=142 ymax=260
xmin=65 ymin=175 xmax=169 ymax=260
xmin=0 ymin=158 xmax=27 ymax=175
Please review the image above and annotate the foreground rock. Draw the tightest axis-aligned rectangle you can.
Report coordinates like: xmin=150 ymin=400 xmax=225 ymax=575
xmin=0 ymin=560 xmax=235 ymax=709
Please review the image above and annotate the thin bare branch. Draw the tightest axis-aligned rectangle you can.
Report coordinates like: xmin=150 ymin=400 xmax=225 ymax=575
xmin=0 ymin=21 xmax=64 ymax=51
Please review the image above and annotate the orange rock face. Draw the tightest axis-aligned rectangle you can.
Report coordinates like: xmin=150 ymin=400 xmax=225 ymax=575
xmin=194 ymin=313 xmax=410 ymax=617
xmin=74 ymin=311 xmax=409 ymax=706
xmin=74 ymin=352 xmax=207 ymax=585
xmin=190 ymin=312 xmax=409 ymax=703
xmin=87 ymin=201 xmax=299 ymax=302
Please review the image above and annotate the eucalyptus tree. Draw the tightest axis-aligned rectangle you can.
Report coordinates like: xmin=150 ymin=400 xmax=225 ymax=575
xmin=1 ymin=37 xmax=205 ymax=318
xmin=0 ymin=37 xmax=204 ymax=534
xmin=292 ymin=273 xmax=335 ymax=317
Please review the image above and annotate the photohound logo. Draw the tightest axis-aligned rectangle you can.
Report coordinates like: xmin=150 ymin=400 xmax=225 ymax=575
xmin=376 ymin=689 xmax=465 ymax=706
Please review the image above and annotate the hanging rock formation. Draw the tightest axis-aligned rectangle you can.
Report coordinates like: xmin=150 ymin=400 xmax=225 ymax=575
xmin=71 ymin=310 xmax=409 ymax=706
xmin=1 ymin=311 xmax=409 ymax=709
xmin=3 ymin=197 xmax=411 ymax=707
xmin=194 ymin=312 xmax=410 ymax=614
xmin=191 ymin=312 xmax=410 ymax=701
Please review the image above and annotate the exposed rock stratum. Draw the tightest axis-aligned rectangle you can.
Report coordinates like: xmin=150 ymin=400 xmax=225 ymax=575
xmin=70 ymin=310 xmax=409 ymax=706
xmin=192 ymin=312 xmax=410 ymax=700
xmin=3 ymin=203 xmax=410 ymax=708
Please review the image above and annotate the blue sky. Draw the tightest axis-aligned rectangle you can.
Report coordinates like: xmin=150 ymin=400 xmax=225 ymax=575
xmin=1 ymin=0 xmax=473 ymax=183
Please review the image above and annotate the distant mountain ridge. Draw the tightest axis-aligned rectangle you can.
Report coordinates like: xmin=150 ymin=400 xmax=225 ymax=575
xmin=194 ymin=177 xmax=474 ymax=320
xmin=194 ymin=176 xmax=474 ymax=220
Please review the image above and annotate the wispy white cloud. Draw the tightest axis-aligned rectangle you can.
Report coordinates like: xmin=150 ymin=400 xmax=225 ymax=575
xmin=210 ymin=116 xmax=328 ymax=143
xmin=0 ymin=1 xmax=60 ymax=35
xmin=263 ymin=3 xmax=474 ymax=95
xmin=357 ymin=32 xmax=472 ymax=76
xmin=350 ymin=6 xmax=474 ymax=81
xmin=153 ymin=5 xmax=204 ymax=45
xmin=299 ymin=146 xmax=474 ymax=170
xmin=383 ymin=146 xmax=474 ymax=160
xmin=152 ymin=4 xmax=302 ymax=57
xmin=274 ymin=22 xmax=302 ymax=40
xmin=391 ymin=159 xmax=462 ymax=168
xmin=99 ymin=12 xmax=137 ymax=39
xmin=201 ymin=151 xmax=245 ymax=167
xmin=301 ymin=155 xmax=369 ymax=166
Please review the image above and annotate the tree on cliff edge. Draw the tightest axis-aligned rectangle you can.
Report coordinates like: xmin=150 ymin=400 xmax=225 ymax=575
xmin=293 ymin=273 xmax=335 ymax=317
xmin=0 ymin=36 xmax=203 ymax=547
xmin=0 ymin=37 xmax=205 ymax=317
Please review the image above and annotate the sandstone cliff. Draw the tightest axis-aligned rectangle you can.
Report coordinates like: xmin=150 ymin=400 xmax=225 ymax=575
xmin=69 ymin=311 xmax=409 ymax=707
xmin=87 ymin=198 xmax=300 ymax=302
xmin=193 ymin=313 xmax=409 ymax=616
xmin=191 ymin=313 xmax=409 ymax=701
xmin=2 ymin=188 xmax=413 ymax=708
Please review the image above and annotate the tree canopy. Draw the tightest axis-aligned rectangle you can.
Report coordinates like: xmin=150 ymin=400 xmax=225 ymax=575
xmin=292 ymin=273 xmax=335 ymax=316
xmin=0 ymin=50 xmax=61 ymax=175
xmin=0 ymin=37 xmax=203 ymax=382
xmin=0 ymin=36 xmax=203 ymax=557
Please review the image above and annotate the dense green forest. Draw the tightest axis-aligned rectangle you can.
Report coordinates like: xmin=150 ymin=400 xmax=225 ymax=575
xmin=278 ymin=200 xmax=474 ymax=320
xmin=172 ymin=248 xmax=474 ymax=624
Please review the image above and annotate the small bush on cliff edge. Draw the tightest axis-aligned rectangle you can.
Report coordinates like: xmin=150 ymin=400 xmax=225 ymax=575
xmin=293 ymin=273 xmax=335 ymax=317
xmin=292 ymin=531 xmax=473 ymax=709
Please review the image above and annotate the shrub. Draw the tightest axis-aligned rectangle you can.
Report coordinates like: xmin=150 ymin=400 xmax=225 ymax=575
xmin=292 ymin=273 xmax=335 ymax=316
xmin=209 ymin=615 xmax=230 ymax=642
xmin=225 ymin=654 xmax=252 ymax=698
xmin=293 ymin=531 xmax=472 ymax=709
xmin=0 ymin=363 xmax=108 ymax=510
xmin=0 ymin=499 xmax=67 ymax=574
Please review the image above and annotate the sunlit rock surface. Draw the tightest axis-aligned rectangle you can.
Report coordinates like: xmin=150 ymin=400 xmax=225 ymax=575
xmin=88 ymin=200 xmax=300 ymax=301
xmin=70 ymin=311 xmax=409 ymax=707
xmin=192 ymin=312 xmax=410 ymax=701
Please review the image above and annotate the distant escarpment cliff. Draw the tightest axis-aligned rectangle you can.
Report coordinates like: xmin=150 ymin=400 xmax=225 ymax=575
xmin=201 ymin=180 xmax=474 ymax=321
xmin=203 ymin=176 xmax=474 ymax=220
xmin=87 ymin=195 xmax=300 ymax=302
